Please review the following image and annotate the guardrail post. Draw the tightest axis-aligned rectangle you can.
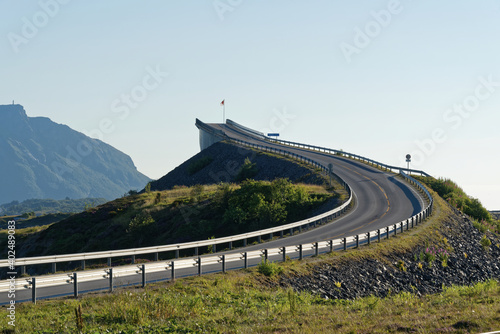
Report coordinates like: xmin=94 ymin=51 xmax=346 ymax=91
xmin=107 ymin=258 xmax=112 ymax=267
xmin=394 ymin=224 xmax=397 ymax=236
xmin=154 ymin=253 xmax=159 ymax=261
xmin=221 ymin=255 xmax=226 ymax=273
xmin=213 ymin=244 xmax=217 ymax=253
xmin=289 ymin=228 xmax=293 ymax=236
xmin=299 ymin=226 xmax=302 ymax=233
xmin=243 ymin=239 xmax=247 ymax=247
xmin=411 ymin=218 xmax=414 ymax=229
xmin=229 ymin=242 xmax=233 ymax=250
xmin=109 ymin=268 xmax=114 ymax=292
xmin=269 ymin=233 xmax=273 ymax=241
xmin=400 ymin=222 xmax=403 ymax=233
xmin=298 ymin=244 xmax=303 ymax=260
xmin=281 ymin=247 xmax=286 ymax=262
xmin=406 ymin=219 xmax=409 ymax=231
xmin=131 ymin=255 xmax=135 ymax=264
xmin=73 ymin=273 xmax=78 ymax=298
xmin=280 ymin=230 xmax=284 ymax=238
xmin=175 ymin=249 xmax=179 ymax=259
xmin=194 ymin=247 xmax=199 ymax=256
xmin=141 ymin=264 xmax=146 ymax=288
xmin=386 ymin=227 xmax=390 ymax=239
xmin=81 ymin=260 xmax=85 ymax=270
xmin=244 ymin=252 xmax=248 ymax=268
xmin=355 ymin=235 xmax=359 ymax=248
xmin=171 ymin=261 xmax=175 ymax=281
xmin=257 ymin=235 xmax=261 ymax=243
xmin=31 ymin=277 xmax=36 ymax=304
xmin=343 ymin=238 xmax=347 ymax=251
xmin=314 ymin=242 xmax=319 ymax=256
xmin=21 ymin=265 xmax=26 ymax=275
xmin=263 ymin=249 xmax=268 ymax=261
xmin=329 ymin=240 xmax=334 ymax=253
xmin=377 ymin=229 xmax=381 ymax=242
xmin=367 ymin=232 xmax=371 ymax=245
xmin=52 ymin=263 xmax=56 ymax=273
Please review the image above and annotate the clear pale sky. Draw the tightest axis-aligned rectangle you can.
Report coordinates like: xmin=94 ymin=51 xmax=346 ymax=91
xmin=1 ymin=1 xmax=499 ymax=209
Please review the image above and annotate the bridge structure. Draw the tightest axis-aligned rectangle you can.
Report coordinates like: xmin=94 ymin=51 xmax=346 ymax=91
xmin=0 ymin=119 xmax=433 ymax=304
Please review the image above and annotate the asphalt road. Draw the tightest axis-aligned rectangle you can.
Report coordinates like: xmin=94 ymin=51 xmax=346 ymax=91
xmin=1 ymin=122 xmax=426 ymax=304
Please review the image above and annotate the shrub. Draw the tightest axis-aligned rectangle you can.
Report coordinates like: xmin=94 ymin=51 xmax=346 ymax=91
xmin=480 ymin=235 xmax=491 ymax=251
xmin=415 ymin=177 xmax=495 ymax=231
xmin=397 ymin=260 xmax=407 ymax=272
xmin=235 ymin=158 xmax=258 ymax=182
xmin=190 ymin=184 xmax=204 ymax=203
xmin=258 ymin=259 xmax=283 ymax=277
xmin=127 ymin=212 xmax=155 ymax=232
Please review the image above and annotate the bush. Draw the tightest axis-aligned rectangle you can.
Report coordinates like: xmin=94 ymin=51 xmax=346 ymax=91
xmin=415 ymin=177 xmax=495 ymax=230
xmin=480 ymin=235 xmax=491 ymax=251
xmin=127 ymin=212 xmax=155 ymax=232
xmin=235 ymin=158 xmax=258 ymax=182
xmin=258 ymin=259 xmax=283 ymax=277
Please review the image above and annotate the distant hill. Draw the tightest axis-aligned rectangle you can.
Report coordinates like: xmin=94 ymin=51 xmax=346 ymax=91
xmin=0 ymin=104 xmax=150 ymax=203
xmin=0 ymin=197 xmax=108 ymax=216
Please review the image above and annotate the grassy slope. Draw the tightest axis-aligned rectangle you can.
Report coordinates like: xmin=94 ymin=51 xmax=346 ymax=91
xmin=2 ymin=193 xmax=500 ymax=333
xmin=0 ymin=182 xmax=339 ymax=261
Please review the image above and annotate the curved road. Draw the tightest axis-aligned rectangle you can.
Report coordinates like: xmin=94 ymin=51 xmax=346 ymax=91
xmin=2 ymin=121 xmax=426 ymax=304
xmin=210 ymin=122 xmax=425 ymax=249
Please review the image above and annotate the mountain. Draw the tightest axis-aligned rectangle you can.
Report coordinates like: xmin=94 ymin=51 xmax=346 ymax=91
xmin=0 ymin=104 xmax=150 ymax=204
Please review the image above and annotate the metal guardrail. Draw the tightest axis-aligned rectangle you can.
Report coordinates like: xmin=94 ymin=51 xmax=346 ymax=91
xmin=0 ymin=135 xmax=353 ymax=270
xmin=225 ymin=119 xmax=267 ymax=139
xmin=263 ymin=135 xmax=432 ymax=177
xmin=0 ymin=174 xmax=432 ymax=303
xmin=0 ymin=119 xmax=434 ymax=304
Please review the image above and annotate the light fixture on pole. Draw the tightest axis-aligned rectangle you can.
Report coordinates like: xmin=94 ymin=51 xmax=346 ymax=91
xmin=220 ymin=99 xmax=225 ymax=123
xmin=405 ymin=154 xmax=411 ymax=173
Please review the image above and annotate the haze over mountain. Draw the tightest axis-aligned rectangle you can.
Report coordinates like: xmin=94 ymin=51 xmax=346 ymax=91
xmin=0 ymin=104 xmax=150 ymax=204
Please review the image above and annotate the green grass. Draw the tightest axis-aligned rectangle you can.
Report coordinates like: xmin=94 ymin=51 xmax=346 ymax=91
xmin=2 ymin=186 xmax=499 ymax=332
xmin=2 ymin=271 xmax=499 ymax=333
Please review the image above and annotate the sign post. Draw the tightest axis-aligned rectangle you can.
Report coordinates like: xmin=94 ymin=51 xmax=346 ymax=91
xmin=405 ymin=154 xmax=411 ymax=173
xmin=328 ymin=163 xmax=333 ymax=186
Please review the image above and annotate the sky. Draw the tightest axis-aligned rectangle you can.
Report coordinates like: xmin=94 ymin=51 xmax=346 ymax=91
xmin=1 ymin=1 xmax=499 ymax=209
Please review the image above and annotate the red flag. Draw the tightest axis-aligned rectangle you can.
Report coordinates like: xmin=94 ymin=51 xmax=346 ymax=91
xmin=220 ymin=99 xmax=225 ymax=106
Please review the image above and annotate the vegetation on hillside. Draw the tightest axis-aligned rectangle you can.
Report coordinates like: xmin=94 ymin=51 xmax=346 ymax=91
xmin=1 ymin=179 xmax=337 ymax=263
xmin=415 ymin=176 xmax=499 ymax=234
xmin=0 ymin=197 xmax=107 ymax=216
